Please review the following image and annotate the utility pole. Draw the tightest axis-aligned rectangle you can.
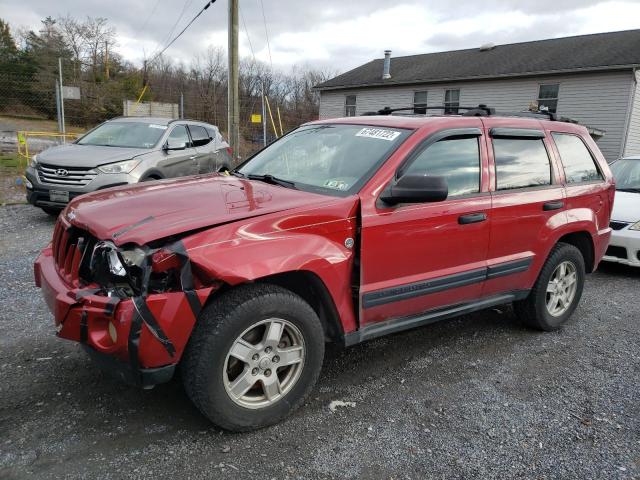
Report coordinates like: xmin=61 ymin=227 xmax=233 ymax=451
xmin=261 ymin=81 xmax=266 ymax=146
xmin=58 ymin=57 xmax=66 ymax=135
xmin=104 ymin=41 xmax=110 ymax=80
xmin=227 ymin=0 xmax=240 ymax=163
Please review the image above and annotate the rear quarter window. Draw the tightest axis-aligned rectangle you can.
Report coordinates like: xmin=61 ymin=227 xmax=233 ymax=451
xmin=552 ymin=133 xmax=602 ymax=183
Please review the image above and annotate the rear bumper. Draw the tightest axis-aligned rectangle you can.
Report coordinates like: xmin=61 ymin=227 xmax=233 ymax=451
xmin=602 ymin=228 xmax=640 ymax=267
xmin=34 ymin=245 xmax=215 ymax=387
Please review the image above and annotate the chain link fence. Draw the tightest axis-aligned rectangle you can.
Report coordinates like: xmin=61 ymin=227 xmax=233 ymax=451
xmin=0 ymin=71 xmax=319 ymax=204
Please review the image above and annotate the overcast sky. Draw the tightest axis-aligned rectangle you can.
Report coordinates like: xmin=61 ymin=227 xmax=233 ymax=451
xmin=3 ymin=0 xmax=640 ymax=73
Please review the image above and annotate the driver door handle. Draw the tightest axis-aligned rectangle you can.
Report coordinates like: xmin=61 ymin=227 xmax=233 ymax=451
xmin=458 ymin=212 xmax=487 ymax=224
xmin=543 ymin=201 xmax=564 ymax=211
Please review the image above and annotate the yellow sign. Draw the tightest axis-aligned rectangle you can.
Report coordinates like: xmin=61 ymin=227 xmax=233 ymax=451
xmin=251 ymin=114 xmax=262 ymax=123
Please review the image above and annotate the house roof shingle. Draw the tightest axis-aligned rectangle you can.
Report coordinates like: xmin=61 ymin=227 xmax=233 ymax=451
xmin=315 ymin=29 xmax=640 ymax=90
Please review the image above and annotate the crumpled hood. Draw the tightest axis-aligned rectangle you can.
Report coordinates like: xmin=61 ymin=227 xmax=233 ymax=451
xmin=65 ymin=174 xmax=343 ymax=245
xmin=611 ymin=190 xmax=640 ymax=223
xmin=37 ymin=143 xmax=150 ymax=168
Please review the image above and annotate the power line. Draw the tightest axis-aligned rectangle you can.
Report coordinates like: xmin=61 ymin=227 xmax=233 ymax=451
xmin=141 ymin=0 xmax=162 ymax=32
xmin=149 ymin=0 xmax=193 ymax=61
xmin=148 ymin=0 xmax=216 ymax=66
xmin=239 ymin=4 xmax=256 ymax=63
xmin=258 ymin=0 xmax=273 ymax=69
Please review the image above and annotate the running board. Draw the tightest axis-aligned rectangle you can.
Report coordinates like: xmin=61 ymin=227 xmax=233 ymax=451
xmin=343 ymin=290 xmax=529 ymax=347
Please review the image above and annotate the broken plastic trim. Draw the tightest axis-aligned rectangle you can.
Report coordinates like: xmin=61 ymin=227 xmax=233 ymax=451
xmin=75 ymin=238 xmax=205 ymax=382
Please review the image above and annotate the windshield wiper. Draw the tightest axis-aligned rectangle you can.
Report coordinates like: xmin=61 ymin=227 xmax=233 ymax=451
xmin=616 ymin=187 xmax=640 ymax=193
xmin=246 ymin=173 xmax=297 ymax=189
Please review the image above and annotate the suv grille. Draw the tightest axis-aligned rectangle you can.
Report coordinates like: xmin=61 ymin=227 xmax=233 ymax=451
xmin=38 ymin=163 xmax=98 ymax=187
xmin=51 ymin=220 xmax=96 ymax=286
xmin=610 ymin=221 xmax=630 ymax=231
xmin=605 ymin=245 xmax=627 ymax=259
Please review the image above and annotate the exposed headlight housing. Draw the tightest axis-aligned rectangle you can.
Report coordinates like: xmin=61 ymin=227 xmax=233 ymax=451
xmin=29 ymin=154 xmax=38 ymax=168
xmin=97 ymin=159 xmax=141 ymax=174
xmin=629 ymin=220 xmax=640 ymax=231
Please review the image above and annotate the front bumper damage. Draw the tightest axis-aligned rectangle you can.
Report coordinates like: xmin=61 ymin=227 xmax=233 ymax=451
xmin=34 ymin=231 xmax=217 ymax=388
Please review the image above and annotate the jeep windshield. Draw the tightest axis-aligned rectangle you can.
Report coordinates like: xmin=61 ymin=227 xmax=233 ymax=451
xmin=77 ymin=122 xmax=168 ymax=149
xmin=236 ymin=124 xmax=412 ymax=196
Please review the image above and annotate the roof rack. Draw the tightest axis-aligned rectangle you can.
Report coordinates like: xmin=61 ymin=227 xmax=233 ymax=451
xmin=362 ymin=104 xmax=561 ymax=121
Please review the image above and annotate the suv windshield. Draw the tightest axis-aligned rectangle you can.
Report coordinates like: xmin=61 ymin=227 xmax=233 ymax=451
xmin=237 ymin=124 xmax=411 ymax=196
xmin=77 ymin=122 xmax=168 ymax=148
xmin=611 ymin=159 xmax=640 ymax=192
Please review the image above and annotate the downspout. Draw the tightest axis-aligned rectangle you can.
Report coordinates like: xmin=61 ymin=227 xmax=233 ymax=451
xmin=620 ymin=67 xmax=637 ymax=160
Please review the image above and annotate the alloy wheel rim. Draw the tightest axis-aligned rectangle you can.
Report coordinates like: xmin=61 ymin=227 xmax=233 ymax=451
xmin=223 ymin=318 xmax=305 ymax=409
xmin=545 ymin=260 xmax=578 ymax=317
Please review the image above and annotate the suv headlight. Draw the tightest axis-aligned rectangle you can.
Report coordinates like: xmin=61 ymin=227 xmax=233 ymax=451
xmin=29 ymin=154 xmax=38 ymax=168
xmin=98 ymin=159 xmax=140 ymax=174
xmin=629 ymin=220 xmax=640 ymax=231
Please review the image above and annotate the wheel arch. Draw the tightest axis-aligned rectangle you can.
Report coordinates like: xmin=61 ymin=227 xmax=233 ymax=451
xmin=206 ymin=270 xmax=347 ymax=343
xmin=555 ymin=230 xmax=595 ymax=273
xmin=139 ymin=169 xmax=164 ymax=181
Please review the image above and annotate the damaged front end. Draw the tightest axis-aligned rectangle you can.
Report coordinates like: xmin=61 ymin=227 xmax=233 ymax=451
xmin=34 ymin=217 xmax=219 ymax=388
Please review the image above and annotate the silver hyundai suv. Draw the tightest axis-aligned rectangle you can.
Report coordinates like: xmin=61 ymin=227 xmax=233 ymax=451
xmin=25 ymin=117 xmax=232 ymax=215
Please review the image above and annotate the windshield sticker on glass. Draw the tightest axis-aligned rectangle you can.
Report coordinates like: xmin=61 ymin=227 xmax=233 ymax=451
xmin=148 ymin=124 xmax=168 ymax=130
xmin=355 ymin=127 xmax=401 ymax=141
xmin=324 ymin=179 xmax=349 ymax=190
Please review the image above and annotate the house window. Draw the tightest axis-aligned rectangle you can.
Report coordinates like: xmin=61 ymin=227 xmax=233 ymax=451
xmin=444 ymin=89 xmax=460 ymax=114
xmin=537 ymin=84 xmax=559 ymax=113
xmin=345 ymin=95 xmax=357 ymax=117
xmin=413 ymin=91 xmax=428 ymax=114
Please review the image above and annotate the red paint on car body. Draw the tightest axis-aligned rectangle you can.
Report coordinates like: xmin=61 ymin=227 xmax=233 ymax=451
xmin=34 ymin=114 xmax=614 ymax=374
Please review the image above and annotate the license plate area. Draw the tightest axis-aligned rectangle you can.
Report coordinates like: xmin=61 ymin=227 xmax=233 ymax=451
xmin=49 ymin=190 xmax=69 ymax=203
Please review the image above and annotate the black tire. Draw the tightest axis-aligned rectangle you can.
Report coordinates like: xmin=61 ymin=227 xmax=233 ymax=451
xmin=41 ymin=207 xmax=61 ymax=217
xmin=140 ymin=175 xmax=161 ymax=182
xmin=513 ymin=242 xmax=585 ymax=331
xmin=181 ymin=284 xmax=325 ymax=431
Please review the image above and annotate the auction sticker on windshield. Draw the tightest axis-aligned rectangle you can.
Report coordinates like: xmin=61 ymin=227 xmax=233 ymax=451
xmin=356 ymin=127 xmax=401 ymax=141
xmin=148 ymin=124 xmax=168 ymax=130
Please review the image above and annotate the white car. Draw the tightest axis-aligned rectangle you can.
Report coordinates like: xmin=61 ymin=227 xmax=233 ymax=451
xmin=603 ymin=156 xmax=640 ymax=267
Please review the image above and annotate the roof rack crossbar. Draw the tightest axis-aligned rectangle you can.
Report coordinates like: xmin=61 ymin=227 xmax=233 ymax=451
xmin=363 ymin=105 xmax=496 ymax=116
xmin=361 ymin=104 xmax=565 ymax=121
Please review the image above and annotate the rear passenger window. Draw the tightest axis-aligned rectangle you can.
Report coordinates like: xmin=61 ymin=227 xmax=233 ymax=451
xmin=403 ymin=137 xmax=480 ymax=196
xmin=189 ymin=125 xmax=211 ymax=146
xmin=493 ymin=139 xmax=551 ymax=190
xmin=552 ymin=133 xmax=602 ymax=183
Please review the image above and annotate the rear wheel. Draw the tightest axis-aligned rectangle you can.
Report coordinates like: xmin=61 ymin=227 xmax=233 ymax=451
xmin=181 ymin=284 xmax=325 ymax=431
xmin=514 ymin=242 xmax=585 ymax=331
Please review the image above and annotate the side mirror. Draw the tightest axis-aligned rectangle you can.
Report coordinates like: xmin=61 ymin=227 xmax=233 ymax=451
xmin=164 ymin=140 xmax=187 ymax=151
xmin=380 ymin=174 xmax=448 ymax=205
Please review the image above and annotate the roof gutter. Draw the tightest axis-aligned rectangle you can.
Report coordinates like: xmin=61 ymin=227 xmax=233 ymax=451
xmin=314 ymin=64 xmax=640 ymax=91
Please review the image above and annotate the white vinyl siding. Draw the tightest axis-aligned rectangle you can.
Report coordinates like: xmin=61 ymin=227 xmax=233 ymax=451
xmin=624 ymin=70 xmax=640 ymax=157
xmin=319 ymin=71 xmax=635 ymax=162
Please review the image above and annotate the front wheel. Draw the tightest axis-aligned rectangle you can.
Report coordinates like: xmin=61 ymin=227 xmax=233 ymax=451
xmin=41 ymin=207 xmax=61 ymax=217
xmin=181 ymin=284 xmax=325 ymax=431
xmin=514 ymin=242 xmax=585 ymax=331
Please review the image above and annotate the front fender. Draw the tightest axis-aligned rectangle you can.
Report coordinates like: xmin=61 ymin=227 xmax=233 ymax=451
xmin=178 ymin=198 xmax=360 ymax=333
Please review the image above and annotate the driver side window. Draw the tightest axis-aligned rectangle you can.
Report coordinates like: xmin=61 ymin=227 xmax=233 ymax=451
xmin=168 ymin=125 xmax=190 ymax=147
xmin=403 ymin=137 xmax=480 ymax=197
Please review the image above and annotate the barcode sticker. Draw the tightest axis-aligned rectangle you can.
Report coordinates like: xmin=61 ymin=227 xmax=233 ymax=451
xmin=355 ymin=127 xmax=401 ymax=141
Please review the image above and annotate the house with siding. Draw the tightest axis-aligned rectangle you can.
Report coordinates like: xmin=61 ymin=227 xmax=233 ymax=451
xmin=315 ymin=30 xmax=640 ymax=162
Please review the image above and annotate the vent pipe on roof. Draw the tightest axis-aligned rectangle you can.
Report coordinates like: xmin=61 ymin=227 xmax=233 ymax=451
xmin=382 ymin=50 xmax=392 ymax=79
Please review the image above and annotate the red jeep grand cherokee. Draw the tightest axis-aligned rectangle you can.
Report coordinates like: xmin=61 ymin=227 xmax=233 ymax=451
xmin=34 ymin=108 xmax=614 ymax=431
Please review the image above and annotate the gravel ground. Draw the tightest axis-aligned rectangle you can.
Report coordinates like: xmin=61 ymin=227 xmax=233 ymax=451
xmin=1 ymin=204 xmax=639 ymax=479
